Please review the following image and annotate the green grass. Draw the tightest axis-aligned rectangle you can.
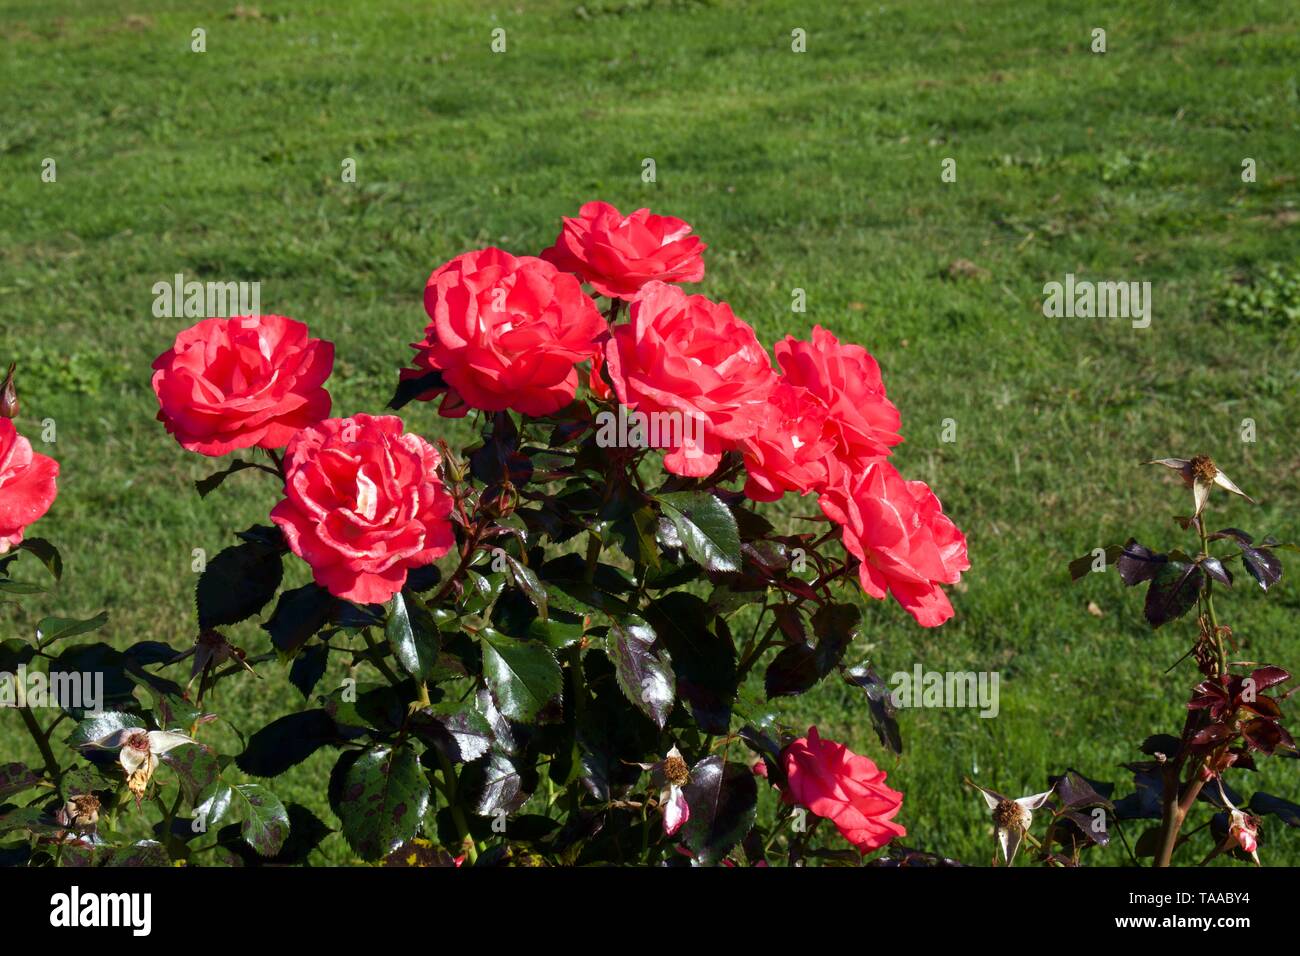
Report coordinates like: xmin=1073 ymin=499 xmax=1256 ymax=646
xmin=2 ymin=0 xmax=1298 ymax=866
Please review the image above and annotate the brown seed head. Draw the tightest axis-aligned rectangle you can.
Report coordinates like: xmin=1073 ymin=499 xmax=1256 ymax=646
xmin=663 ymin=755 xmax=690 ymax=787
xmin=1190 ymin=455 xmax=1218 ymax=484
xmin=992 ymin=799 xmax=1028 ymax=831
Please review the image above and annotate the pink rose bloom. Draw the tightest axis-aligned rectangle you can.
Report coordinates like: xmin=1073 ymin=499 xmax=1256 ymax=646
xmin=0 ymin=419 xmax=59 ymax=553
xmin=151 ymin=315 xmax=334 ymax=457
xmin=774 ymin=326 xmax=901 ymax=469
xmin=540 ymin=201 xmax=706 ymax=300
xmin=409 ymin=248 xmax=606 ymax=418
xmin=603 ymin=281 xmax=774 ymax=477
xmin=740 ymin=380 xmax=837 ymax=501
xmin=818 ymin=459 xmax=969 ymax=627
xmin=783 ymin=726 xmax=905 ymax=854
xmin=270 ymin=414 xmax=454 ymax=604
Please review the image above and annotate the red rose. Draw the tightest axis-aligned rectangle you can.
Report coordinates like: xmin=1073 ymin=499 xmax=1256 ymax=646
xmin=783 ymin=726 xmax=905 ymax=854
xmin=818 ymin=459 xmax=969 ymax=627
xmin=540 ymin=201 xmax=706 ymax=300
xmin=772 ymin=327 xmax=901 ymax=471
xmin=151 ymin=315 xmax=334 ymax=456
xmin=269 ymin=414 xmax=455 ymax=604
xmin=409 ymin=248 xmax=606 ymax=418
xmin=0 ymin=420 xmax=58 ymax=553
xmin=603 ymin=281 xmax=774 ymax=477
xmin=740 ymin=381 xmax=837 ymax=501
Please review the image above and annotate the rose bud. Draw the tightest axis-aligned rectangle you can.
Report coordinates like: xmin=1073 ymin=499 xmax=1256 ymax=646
xmin=1 ymin=362 xmax=17 ymax=419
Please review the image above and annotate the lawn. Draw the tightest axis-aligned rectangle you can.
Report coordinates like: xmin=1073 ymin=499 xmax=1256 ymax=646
xmin=1 ymin=0 xmax=1297 ymax=865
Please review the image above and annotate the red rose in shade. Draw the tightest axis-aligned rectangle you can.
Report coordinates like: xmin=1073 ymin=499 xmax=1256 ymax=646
xmin=0 ymin=420 xmax=58 ymax=553
xmin=740 ymin=380 xmax=837 ymax=501
xmin=773 ymin=326 xmax=901 ymax=469
xmin=269 ymin=414 xmax=454 ymax=604
xmin=783 ymin=726 xmax=905 ymax=854
xmin=818 ymin=459 xmax=969 ymax=627
xmin=603 ymin=281 xmax=775 ymax=476
xmin=540 ymin=201 xmax=706 ymax=300
xmin=409 ymin=248 xmax=606 ymax=418
xmin=151 ymin=315 xmax=334 ymax=457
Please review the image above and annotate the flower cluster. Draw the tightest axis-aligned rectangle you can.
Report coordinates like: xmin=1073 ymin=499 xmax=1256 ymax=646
xmin=150 ymin=201 xmax=967 ymax=625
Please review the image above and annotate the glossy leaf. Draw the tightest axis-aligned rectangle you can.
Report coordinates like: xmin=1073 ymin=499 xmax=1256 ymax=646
xmin=608 ymin=616 xmax=675 ymax=729
xmin=480 ymin=628 xmax=563 ymax=722
xmin=333 ymin=746 xmax=429 ymax=861
xmin=236 ymin=710 xmax=337 ymax=778
xmin=681 ymin=756 xmax=758 ymax=865
xmin=230 ymin=783 xmax=291 ymax=857
xmin=386 ymin=590 xmax=441 ymax=681
xmin=843 ymin=664 xmax=903 ymax=755
xmin=160 ymin=742 xmax=221 ymax=803
xmin=34 ymin=611 xmax=109 ymax=650
xmin=656 ymin=491 xmax=741 ymax=573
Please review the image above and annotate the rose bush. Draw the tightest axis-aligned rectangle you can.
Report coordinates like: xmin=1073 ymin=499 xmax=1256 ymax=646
xmin=1 ymin=203 xmax=986 ymax=869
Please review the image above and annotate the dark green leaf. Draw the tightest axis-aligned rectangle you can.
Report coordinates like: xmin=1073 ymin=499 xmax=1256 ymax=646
xmin=196 ymin=540 xmax=284 ymax=629
xmin=413 ymin=702 xmax=494 ymax=764
xmin=263 ymin=583 xmax=336 ymax=656
xmin=195 ymin=459 xmax=260 ymax=498
xmin=502 ymin=554 xmax=548 ymax=621
xmin=480 ymin=628 xmax=563 ymax=722
xmin=236 ymin=710 xmax=337 ymax=777
xmin=472 ymin=750 xmax=529 ymax=816
xmin=386 ymin=590 xmax=441 ymax=681
xmin=160 ymin=743 xmax=221 ymax=803
xmin=656 ymin=491 xmax=741 ymax=573
xmin=646 ymin=594 xmax=736 ymax=735
xmin=67 ymin=711 xmax=145 ymax=748
xmin=18 ymin=538 xmax=62 ymax=581
xmin=388 ymin=369 xmax=445 ymax=411
xmin=333 ymin=745 xmax=429 ymax=861
xmin=34 ymin=611 xmax=108 ymax=650
xmin=289 ymin=643 xmax=329 ymax=700
xmin=843 ymin=664 xmax=903 ymax=755
xmin=1249 ymin=791 xmax=1300 ymax=826
xmin=230 ymin=783 xmax=290 ymax=857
